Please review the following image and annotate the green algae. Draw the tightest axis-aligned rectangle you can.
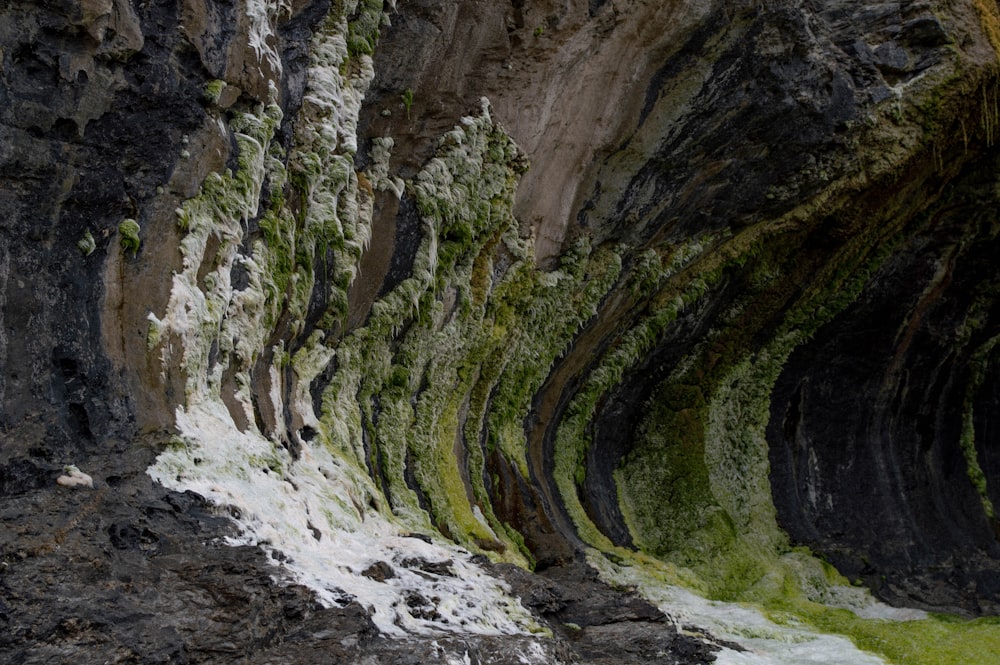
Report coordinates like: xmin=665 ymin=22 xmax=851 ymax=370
xmin=548 ymin=235 xmax=717 ymax=552
xmin=306 ymin=101 xmax=539 ymax=555
xmin=143 ymin=0 xmax=563 ymax=635
xmin=764 ymin=589 xmax=1000 ymax=665
xmin=118 ymin=218 xmax=141 ymax=257
xmin=203 ymin=79 xmax=226 ymax=105
xmin=160 ymin=86 xmax=285 ymax=405
xmin=401 ymin=88 xmax=414 ymax=119
xmin=346 ymin=0 xmax=385 ymax=57
xmin=77 ymin=229 xmax=96 ymax=256
xmin=960 ymin=333 xmax=999 ymax=520
xmin=283 ymin=93 xmax=642 ymax=562
xmin=955 ymin=277 xmax=1000 ymax=521
xmin=586 ymin=540 xmax=1000 ymax=665
xmin=604 ymin=193 xmax=924 ymax=597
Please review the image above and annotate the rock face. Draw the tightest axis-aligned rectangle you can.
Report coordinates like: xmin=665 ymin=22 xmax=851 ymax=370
xmin=2 ymin=0 xmax=1000 ymax=663
xmin=767 ymin=152 xmax=1000 ymax=614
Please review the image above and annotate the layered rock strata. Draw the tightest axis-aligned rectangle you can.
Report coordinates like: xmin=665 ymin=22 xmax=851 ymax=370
xmin=2 ymin=0 xmax=1000 ymax=663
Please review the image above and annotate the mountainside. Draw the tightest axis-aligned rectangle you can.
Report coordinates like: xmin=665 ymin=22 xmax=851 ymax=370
xmin=3 ymin=1 xmax=1000 ymax=663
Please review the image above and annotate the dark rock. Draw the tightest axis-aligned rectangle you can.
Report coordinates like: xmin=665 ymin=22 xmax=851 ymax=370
xmin=361 ymin=560 xmax=395 ymax=582
xmin=767 ymin=154 xmax=1000 ymax=615
xmin=400 ymin=531 xmax=432 ymax=544
xmin=873 ymin=42 xmax=911 ymax=74
xmin=493 ymin=560 xmax=720 ymax=664
xmin=107 ymin=522 xmax=161 ymax=554
xmin=400 ymin=556 xmax=454 ymax=577
xmin=900 ymin=16 xmax=951 ymax=48
xmin=0 ymin=459 xmax=51 ymax=497
xmin=403 ymin=590 xmax=442 ymax=622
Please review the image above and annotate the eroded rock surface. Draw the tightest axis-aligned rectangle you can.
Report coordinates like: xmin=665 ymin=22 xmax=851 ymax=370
xmin=768 ymin=152 xmax=1000 ymax=615
xmin=3 ymin=0 xmax=1000 ymax=663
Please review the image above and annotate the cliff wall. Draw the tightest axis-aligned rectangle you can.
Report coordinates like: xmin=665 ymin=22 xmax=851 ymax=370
xmin=3 ymin=1 xmax=1000 ymax=663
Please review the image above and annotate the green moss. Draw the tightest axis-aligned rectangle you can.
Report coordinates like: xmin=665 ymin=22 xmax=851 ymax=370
xmin=302 ymin=101 xmax=547 ymax=559
xmin=549 ymin=236 xmax=717 ymax=552
xmin=118 ymin=218 xmax=141 ymax=257
xmin=616 ymin=383 xmax=716 ymax=558
xmin=588 ymin=179 xmax=1000 ymax=665
xmin=974 ymin=0 xmax=1000 ymax=57
xmin=346 ymin=0 xmax=385 ymax=57
xmin=480 ymin=238 xmax=622 ymax=483
xmin=77 ymin=229 xmax=96 ymax=256
xmin=296 ymin=100 xmax=638 ymax=564
xmin=401 ymin=88 xmax=414 ymax=119
xmin=765 ymin=590 xmax=1000 ymax=665
xmin=960 ymin=333 xmax=999 ymax=519
xmin=203 ymin=79 xmax=226 ymax=105
xmin=610 ymin=204 xmax=918 ymax=596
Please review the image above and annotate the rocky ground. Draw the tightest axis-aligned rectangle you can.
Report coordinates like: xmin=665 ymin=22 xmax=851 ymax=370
xmin=0 ymin=437 xmax=718 ymax=664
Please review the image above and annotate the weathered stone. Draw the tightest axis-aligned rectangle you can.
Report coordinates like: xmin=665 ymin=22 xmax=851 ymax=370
xmin=3 ymin=0 xmax=1000 ymax=663
xmin=361 ymin=560 xmax=395 ymax=582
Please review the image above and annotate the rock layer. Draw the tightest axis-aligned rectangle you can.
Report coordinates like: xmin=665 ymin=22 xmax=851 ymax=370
xmin=768 ymin=152 xmax=1000 ymax=615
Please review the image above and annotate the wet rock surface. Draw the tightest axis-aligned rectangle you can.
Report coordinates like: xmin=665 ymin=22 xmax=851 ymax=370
xmin=494 ymin=560 xmax=720 ymax=665
xmin=1 ymin=439 xmax=713 ymax=664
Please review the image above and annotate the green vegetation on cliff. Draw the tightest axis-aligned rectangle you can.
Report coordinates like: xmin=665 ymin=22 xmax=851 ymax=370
xmin=143 ymin=0 xmax=1000 ymax=659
